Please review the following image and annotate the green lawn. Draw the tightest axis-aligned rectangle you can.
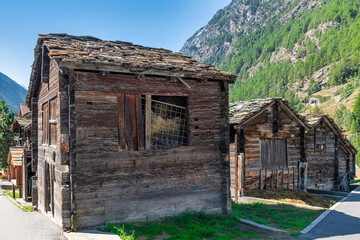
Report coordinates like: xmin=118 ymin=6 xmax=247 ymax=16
xmin=102 ymin=202 xmax=325 ymax=239
xmin=232 ymin=202 xmax=324 ymax=237
xmin=102 ymin=211 xmax=269 ymax=240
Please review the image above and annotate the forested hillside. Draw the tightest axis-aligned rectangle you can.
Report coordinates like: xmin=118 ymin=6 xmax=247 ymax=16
xmin=181 ymin=0 xmax=360 ymax=164
xmin=0 ymin=72 xmax=27 ymax=114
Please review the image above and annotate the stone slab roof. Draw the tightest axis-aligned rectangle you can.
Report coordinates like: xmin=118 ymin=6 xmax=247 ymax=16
xmin=304 ymin=114 xmax=357 ymax=154
xmin=40 ymin=34 xmax=236 ymax=81
xmin=229 ymin=98 xmax=308 ymax=127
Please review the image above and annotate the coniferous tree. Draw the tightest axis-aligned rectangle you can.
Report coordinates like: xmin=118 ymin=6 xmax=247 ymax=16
xmin=0 ymin=100 xmax=16 ymax=168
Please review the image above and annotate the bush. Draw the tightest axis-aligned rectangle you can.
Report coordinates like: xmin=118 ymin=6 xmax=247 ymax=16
xmin=1 ymin=174 xmax=8 ymax=179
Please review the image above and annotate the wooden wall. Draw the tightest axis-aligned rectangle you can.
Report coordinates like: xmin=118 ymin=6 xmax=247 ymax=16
xmin=67 ymin=71 xmax=230 ymax=228
xmin=36 ymin=58 xmax=71 ymax=229
xmin=305 ymin=122 xmax=349 ymax=191
xmin=230 ymin=105 xmax=303 ymax=200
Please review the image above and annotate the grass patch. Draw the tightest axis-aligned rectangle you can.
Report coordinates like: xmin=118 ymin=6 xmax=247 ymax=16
xmin=102 ymin=212 xmax=269 ymax=240
xmin=5 ymin=189 xmax=20 ymax=199
xmin=22 ymin=205 xmax=34 ymax=212
xmin=232 ymin=202 xmax=324 ymax=236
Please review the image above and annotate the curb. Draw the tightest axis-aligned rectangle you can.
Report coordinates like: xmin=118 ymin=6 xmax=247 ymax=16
xmin=63 ymin=230 xmax=120 ymax=240
xmin=300 ymin=186 xmax=360 ymax=234
xmin=239 ymin=218 xmax=287 ymax=233
xmin=3 ymin=192 xmax=24 ymax=210
xmin=2 ymin=191 xmax=33 ymax=212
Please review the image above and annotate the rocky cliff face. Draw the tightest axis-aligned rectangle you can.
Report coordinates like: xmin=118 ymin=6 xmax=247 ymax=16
xmin=180 ymin=0 xmax=320 ymax=63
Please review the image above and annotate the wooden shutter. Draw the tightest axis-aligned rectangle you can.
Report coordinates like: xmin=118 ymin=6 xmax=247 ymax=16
xmin=118 ymin=94 xmax=144 ymax=151
xmin=261 ymin=139 xmax=287 ymax=170
xmin=275 ymin=139 xmax=287 ymax=169
xmin=42 ymin=103 xmax=48 ymax=144
xmin=261 ymin=140 xmax=272 ymax=170
xmin=49 ymin=99 xmax=57 ymax=145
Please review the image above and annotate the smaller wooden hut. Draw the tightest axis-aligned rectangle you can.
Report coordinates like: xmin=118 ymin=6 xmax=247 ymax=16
xmin=11 ymin=105 xmax=35 ymax=202
xmin=8 ymin=147 xmax=24 ymax=196
xmin=229 ymin=98 xmax=309 ymax=201
xmin=305 ymin=114 xmax=357 ymax=191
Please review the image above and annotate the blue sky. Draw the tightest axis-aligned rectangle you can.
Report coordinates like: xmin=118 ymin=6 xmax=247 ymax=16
xmin=0 ymin=0 xmax=231 ymax=88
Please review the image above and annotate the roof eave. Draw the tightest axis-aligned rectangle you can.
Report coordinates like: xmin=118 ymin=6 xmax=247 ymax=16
xmin=59 ymin=60 xmax=237 ymax=82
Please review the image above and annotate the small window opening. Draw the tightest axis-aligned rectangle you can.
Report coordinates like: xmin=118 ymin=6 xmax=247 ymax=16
xmin=149 ymin=96 xmax=187 ymax=149
xmin=117 ymin=94 xmax=188 ymax=151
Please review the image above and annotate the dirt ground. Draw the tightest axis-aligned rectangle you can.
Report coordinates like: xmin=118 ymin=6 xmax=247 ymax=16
xmin=246 ymin=189 xmax=334 ymax=208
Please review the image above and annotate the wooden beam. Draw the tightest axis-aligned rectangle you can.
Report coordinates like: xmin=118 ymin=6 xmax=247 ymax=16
xmin=117 ymin=94 xmax=127 ymax=150
xmin=145 ymin=95 xmax=152 ymax=150
xmin=124 ymin=94 xmax=134 ymax=150
xmin=136 ymin=95 xmax=144 ymax=151
xmin=177 ymin=77 xmax=191 ymax=88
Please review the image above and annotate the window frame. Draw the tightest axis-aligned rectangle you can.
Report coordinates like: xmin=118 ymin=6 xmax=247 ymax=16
xmin=42 ymin=102 xmax=49 ymax=145
xmin=117 ymin=93 xmax=188 ymax=151
xmin=41 ymin=98 xmax=57 ymax=146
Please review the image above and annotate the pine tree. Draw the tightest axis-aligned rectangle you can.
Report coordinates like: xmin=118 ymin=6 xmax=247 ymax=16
xmin=0 ymin=100 xmax=16 ymax=168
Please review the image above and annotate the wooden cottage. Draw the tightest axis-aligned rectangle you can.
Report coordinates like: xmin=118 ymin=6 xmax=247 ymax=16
xmin=8 ymin=147 xmax=24 ymax=195
xmin=26 ymin=34 xmax=236 ymax=230
xmin=305 ymin=114 xmax=357 ymax=191
xmin=229 ymin=98 xmax=309 ymax=201
xmin=11 ymin=104 xmax=35 ymax=203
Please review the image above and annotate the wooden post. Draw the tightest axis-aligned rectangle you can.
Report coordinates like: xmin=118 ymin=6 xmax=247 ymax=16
xmin=287 ymin=169 xmax=289 ymax=189
xmin=263 ymin=169 xmax=267 ymax=189
xmin=19 ymin=187 xmax=22 ymax=199
xmin=237 ymin=153 xmax=245 ymax=198
xmin=293 ymin=167 xmax=295 ymax=189
xmin=13 ymin=186 xmax=15 ymax=198
xmin=145 ymin=95 xmax=152 ymax=150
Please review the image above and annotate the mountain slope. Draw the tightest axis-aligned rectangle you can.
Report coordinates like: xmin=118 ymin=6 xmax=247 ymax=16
xmin=181 ymin=0 xmax=360 ymax=110
xmin=0 ymin=72 xmax=27 ymax=114
xmin=181 ymin=0 xmax=360 ymax=164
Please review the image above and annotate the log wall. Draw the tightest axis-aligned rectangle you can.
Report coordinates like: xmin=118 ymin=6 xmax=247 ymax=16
xmin=36 ymin=59 xmax=71 ymax=228
xmin=306 ymin=123 xmax=338 ymax=191
xmin=70 ymin=71 xmax=230 ymax=228
xmin=230 ymin=106 xmax=303 ymax=199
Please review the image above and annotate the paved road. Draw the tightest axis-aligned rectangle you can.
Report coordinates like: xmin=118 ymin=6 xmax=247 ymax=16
xmin=300 ymin=187 xmax=360 ymax=239
xmin=0 ymin=189 xmax=64 ymax=240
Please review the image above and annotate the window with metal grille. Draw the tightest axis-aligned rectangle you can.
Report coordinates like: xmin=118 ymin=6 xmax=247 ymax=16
xmin=260 ymin=139 xmax=288 ymax=170
xmin=117 ymin=94 xmax=187 ymax=151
